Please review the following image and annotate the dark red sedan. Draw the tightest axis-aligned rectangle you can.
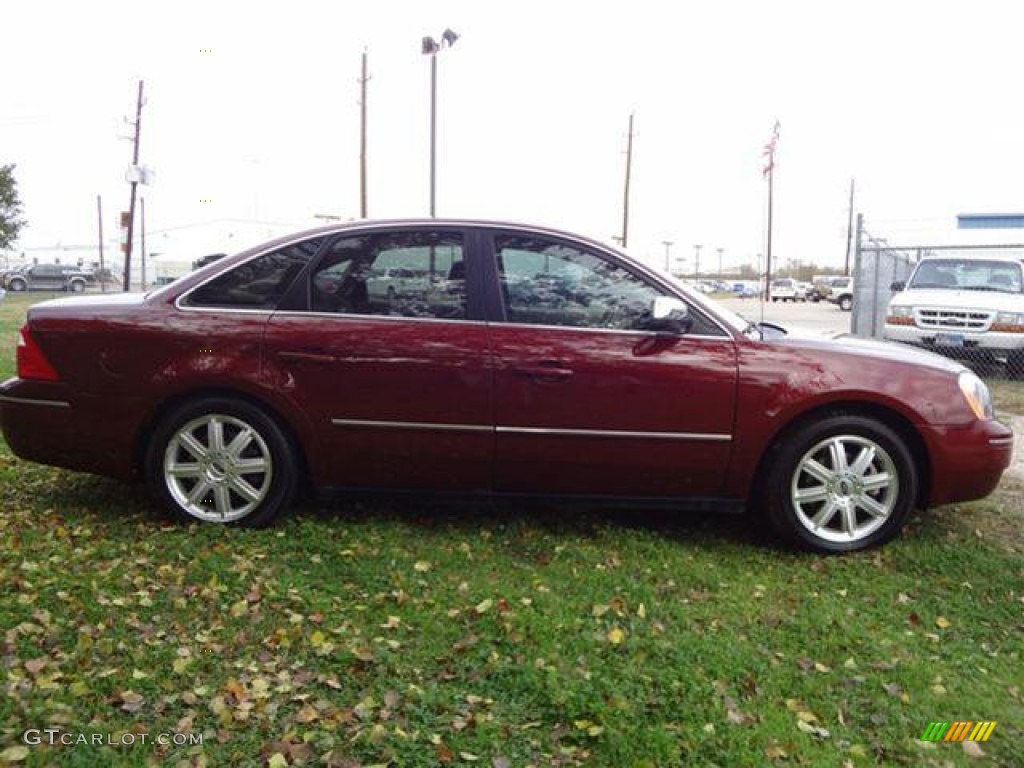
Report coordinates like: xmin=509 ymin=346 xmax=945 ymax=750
xmin=0 ymin=220 xmax=1014 ymax=552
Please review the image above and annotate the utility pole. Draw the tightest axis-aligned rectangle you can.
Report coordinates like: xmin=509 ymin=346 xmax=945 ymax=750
xmin=662 ymin=240 xmax=673 ymax=273
xmin=620 ymin=112 xmax=634 ymax=248
xmin=717 ymin=247 xmax=724 ymax=278
xmin=123 ymin=80 xmax=144 ymax=291
xmin=693 ymin=244 xmax=702 ymax=281
xmin=96 ymin=195 xmax=106 ymax=293
xmin=359 ymin=49 xmax=369 ymax=218
xmin=843 ymin=178 xmax=855 ymax=276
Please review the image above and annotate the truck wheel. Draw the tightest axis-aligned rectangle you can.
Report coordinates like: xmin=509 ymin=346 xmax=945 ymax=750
xmin=838 ymin=295 xmax=853 ymax=311
xmin=8 ymin=279 xmax=26 ymax=292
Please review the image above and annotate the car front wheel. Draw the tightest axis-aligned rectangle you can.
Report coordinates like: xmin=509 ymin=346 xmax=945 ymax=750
xmin=146 ymin=397 xmax=297 ymax=527
xmin=765 ymin=415 xmax=917 ymax=553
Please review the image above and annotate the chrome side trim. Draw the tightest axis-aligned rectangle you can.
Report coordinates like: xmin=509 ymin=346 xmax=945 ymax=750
xmin=332 ymin=418 xmax=491 ymax=433
xmin=0 ymin=395 xmax=71 ymax=408
xmin=330 ymin=417 xmax=731 ymax=443
xmin=988 ymin=435 xmax=1015 ymax=447
xmin=496 ymin=426 xmax=732 ymax=442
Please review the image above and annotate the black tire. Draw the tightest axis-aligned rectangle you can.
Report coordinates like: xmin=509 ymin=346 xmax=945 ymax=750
xmin=8 ymin=278 xmax=26 ymax=292
xmin=145 ymin=396 xmax=297 ymax=527
xmin=69 ymin=280 xmax=85 ymax=293
xmin=763 ymin=415 xmax=917 ymax=553
xmin=838 ymin=295 xmax=853 ymax=312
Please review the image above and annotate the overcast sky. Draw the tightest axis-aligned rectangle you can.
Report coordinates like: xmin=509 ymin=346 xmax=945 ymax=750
xmin=5 ymin=0 xmax=1024 ymax=272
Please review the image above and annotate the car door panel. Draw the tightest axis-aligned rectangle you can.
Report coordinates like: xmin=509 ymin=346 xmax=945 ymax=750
xmin=491 ymin=326 xmax=738 ymax=496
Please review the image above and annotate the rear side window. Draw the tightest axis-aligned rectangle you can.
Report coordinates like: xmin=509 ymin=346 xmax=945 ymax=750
xmin=184 ymin=238 xmax=325 ymax=309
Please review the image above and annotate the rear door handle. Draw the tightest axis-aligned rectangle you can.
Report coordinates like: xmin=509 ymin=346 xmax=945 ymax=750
xmin=278 ymin=350 xmax=337 ymax=365
xmin=513 ymin=361 xmax=574 ymax=383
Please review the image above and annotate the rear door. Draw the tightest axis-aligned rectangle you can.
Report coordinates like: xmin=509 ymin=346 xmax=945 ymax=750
xmin=484 ymin=231 xmax=739 ymax=497
xmin=262 ymin=227 xmax=494 ymax=491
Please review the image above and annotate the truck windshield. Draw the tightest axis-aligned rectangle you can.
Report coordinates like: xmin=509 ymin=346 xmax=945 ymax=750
xmin=908 ymin=259 xmax=1023 ymax=293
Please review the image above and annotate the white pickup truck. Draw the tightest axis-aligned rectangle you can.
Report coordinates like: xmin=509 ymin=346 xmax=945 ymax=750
xmin=884 ymin=254 xmax=1024 ymax=376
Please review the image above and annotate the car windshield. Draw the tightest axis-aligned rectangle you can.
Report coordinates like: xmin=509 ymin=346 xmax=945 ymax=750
xmin=908 ymin=258 xmax=1023 ymax=293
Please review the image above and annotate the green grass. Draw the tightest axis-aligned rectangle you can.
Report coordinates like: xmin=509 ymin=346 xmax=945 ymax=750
xmin=0 ymin=293 xmax=1021 ymax=767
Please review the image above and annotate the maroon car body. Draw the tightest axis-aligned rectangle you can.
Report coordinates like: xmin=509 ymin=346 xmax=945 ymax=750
xmin=0 ymin=220 xmax=1013 ymax=552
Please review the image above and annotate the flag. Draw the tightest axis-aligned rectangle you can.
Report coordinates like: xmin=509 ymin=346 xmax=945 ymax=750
xmin=762 ymin=120 xmax=780 ymax=176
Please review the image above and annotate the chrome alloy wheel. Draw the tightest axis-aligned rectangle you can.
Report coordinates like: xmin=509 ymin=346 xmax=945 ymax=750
xmin=162 ymin=413 xmax=274 ymax=522
xmin=790 ymin=434 xmax=899 ymax=544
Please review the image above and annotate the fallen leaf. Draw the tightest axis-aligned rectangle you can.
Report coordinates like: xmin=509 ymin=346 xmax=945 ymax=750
xmin=962 ymin=740 xmax=985 ymax=758
xmin=0 ymin=746 xmax=29 ymax=762
xmin=607 ymin=627 xmax=625 ymax=645
xmin=935 ymin=616 xmax=951 ymax=629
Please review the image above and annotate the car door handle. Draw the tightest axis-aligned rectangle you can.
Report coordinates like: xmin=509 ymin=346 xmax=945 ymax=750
xmin=513 ymin=361 xmax=574 ymax=383
xmin=278 ymin=350 xmax=338 ymax=365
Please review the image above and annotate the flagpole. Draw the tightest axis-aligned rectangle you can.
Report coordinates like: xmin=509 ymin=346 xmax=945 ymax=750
xmin=764 ymin=164 xmax=774 ymax=301
xmin=762 ymin=121 xmax=780 ymax=302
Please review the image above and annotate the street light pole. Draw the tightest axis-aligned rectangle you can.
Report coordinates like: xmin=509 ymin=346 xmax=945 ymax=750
xmin=422 ymin=29 xmax=459 ymax=217
xmin=662 ymin=240 xmax=673 ymax=273
xmin=693 ymin=244 xmax=702 ymax=282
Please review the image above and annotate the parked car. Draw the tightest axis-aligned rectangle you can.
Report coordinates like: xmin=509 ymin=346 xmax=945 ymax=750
xmin=769 ymin=278 xmax=805 ymax=302
xmin=0 ymin=220 xmax=1012 ymax=553
xmin=827 ymin=276 xmax=855 ymax=311
xmin=884 ymin=254 xmax=1024 ymax=376
xmin=3 ymin=263 xmax=92 ymax=293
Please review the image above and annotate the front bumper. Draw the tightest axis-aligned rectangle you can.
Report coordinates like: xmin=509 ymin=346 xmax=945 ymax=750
xmin=922 ymin=418 xmax=1014 ymax=507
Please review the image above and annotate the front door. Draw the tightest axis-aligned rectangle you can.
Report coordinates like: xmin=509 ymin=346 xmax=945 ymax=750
xmin=486 ymin=232 xmax=738 ymax=497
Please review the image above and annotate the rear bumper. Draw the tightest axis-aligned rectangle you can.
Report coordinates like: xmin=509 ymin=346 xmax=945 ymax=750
xmin=922 ymin=418 xmax=1014 ymax=506
xmin=0 ymin=378 xmax=138 ymax=480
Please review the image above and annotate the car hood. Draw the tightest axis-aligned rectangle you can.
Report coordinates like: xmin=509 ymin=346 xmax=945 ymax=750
xmin=889 ymin=289 xmax=1024 ymax=311
xmin=772 ymin=325 xmax=965 ymax=374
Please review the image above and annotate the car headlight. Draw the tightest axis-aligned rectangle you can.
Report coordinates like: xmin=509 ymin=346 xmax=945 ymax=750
xmin=992 ymin=311 xmax=1024 ymax=333
xmin=958 ymin=371 xmax=993 ymax=420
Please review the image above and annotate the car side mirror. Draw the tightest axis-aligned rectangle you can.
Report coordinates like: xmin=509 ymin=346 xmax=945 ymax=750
xmin=649 ymin=296 xmax=693 ymax=335
xmin=890 ymin=280 xmax=905 ymax=292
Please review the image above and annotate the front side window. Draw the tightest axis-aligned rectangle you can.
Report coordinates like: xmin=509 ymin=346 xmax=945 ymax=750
xmin=495 ymin=235 xmax=665 ymax=331
xmin=309 ymin=231 xmax=466 ymax=320
xmin=185 ymin=238 xmax=325 ymax=309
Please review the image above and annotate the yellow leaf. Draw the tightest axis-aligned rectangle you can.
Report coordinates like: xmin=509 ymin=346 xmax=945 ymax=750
xmin=935 ymin=616 xmax=951 ymax=629
xmin=132 ymin=669 xmax=149 ymax=680
xmin=475 ymin=599 xmax=494 ymax=614
xmin=459 ymin=752 xmax=480 ymax=761
xmin=1 ymin=745 xmax=30 ymax=762
xmin=172 ymin=657 xmax=192 ymax=674
xmin=267 ymin=753 xmax=289 ymax=768
xmin=229 ymin=600 xmax=248 ymax=617
xmin=414 ymin=560 xmax=432 ymax=572
xmin=797 ymin=711 xmax=818 ymax=723
xmin=607 ymin=627 xmax=625 ymax=645
xmin=310 ymin=630 xmax=326 ymax=647
xmin=637 ymin=603 xmax=647 ymax=619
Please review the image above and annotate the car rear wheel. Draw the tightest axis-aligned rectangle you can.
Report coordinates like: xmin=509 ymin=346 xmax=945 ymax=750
xmin=764 ymin=415 xmax=917 ymax=553
xmin=69 ymin=280 xmax=85 ymax=293
xmin=838 ymin=295 xmax=853 ymax=311
xmin=8 ymin=278 xmax=26 ymax=292
xmin=146 ymin=397 xmax=297 ymax=527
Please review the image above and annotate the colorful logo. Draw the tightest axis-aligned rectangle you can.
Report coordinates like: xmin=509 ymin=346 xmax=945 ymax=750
xmin=921 ymin=721 xmax=997 ymax=742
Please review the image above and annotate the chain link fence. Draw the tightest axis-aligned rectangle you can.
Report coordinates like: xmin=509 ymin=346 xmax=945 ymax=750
xmin=851 ymin=235 xmax=1024 ymax=380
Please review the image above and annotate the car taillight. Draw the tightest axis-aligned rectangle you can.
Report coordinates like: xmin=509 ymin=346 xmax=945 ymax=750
xmin=16 ymin=326 xmax=60 ymax=381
